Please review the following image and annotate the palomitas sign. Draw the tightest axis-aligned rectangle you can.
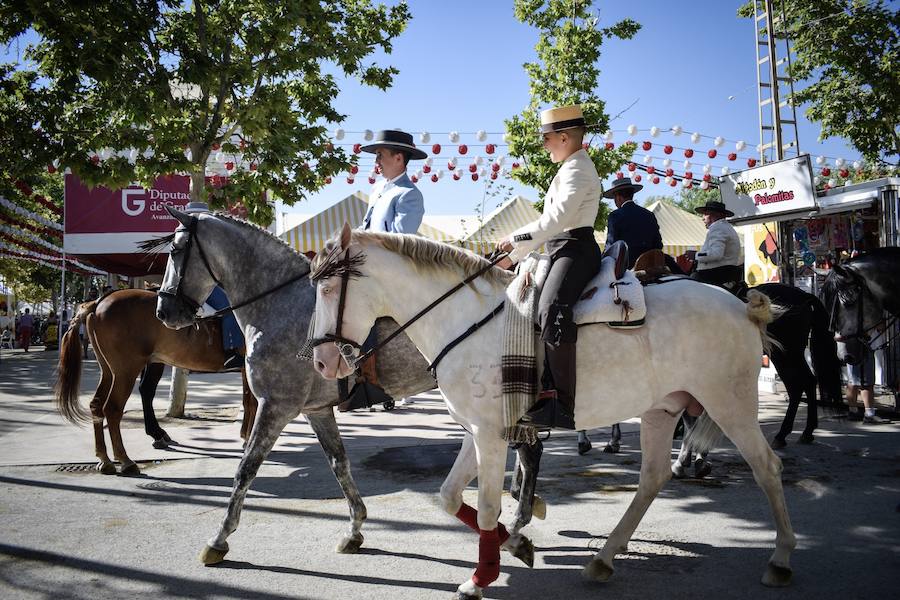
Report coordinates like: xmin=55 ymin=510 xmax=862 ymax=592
xmin=718 ymin=155 xmax=817 ymax=223
xmin=64 ymin=174 xmax=247 ymax=275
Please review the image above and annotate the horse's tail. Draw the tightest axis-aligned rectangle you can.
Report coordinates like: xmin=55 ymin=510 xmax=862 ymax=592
xmin=684 ymin=412 xmax=723 ymax=455
xmin=745 ymin=289 xmax=784 ymax=354
xmin=808 ymin=296 xmax=843 ymax=405
xmin=54 ymin=300 xmax=96 ymax=425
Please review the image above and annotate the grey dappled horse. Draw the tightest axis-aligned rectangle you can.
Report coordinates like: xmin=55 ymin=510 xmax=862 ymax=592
xmin=154 ymin=208 xmax=540 ymax=566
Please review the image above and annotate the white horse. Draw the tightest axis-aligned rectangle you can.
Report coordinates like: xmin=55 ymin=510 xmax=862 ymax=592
xmin=311 ymin=225 xmax=796 ymax=599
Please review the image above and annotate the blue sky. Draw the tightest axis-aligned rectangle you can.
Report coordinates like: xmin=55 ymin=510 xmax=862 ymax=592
xmin=282 ymin=0 xmax=869 ymax=223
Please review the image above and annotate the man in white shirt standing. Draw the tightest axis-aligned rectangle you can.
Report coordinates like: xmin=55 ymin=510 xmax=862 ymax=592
xmin=496 ymin=104 xmax=602 ymax=430
xmin=692 ymin=200 xmax=744 ymax=289
xmin=340 ymin=129 xmax=427 ymax=412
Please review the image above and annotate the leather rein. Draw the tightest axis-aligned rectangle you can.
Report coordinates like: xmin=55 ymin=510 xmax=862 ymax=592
xmin=307 ymin=248 xmax=509 ymax=373
xmin=826 ymin=272 xmax=898 ymax=352
xmin=157 ymin=215 xmax=309 ymax=321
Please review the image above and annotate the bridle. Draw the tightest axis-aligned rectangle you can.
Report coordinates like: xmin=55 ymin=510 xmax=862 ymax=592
xmin=305 ymin=249 xmax=365 ymax=367
xmin=305 ymin=246 xmax=509 ymax=373
xmin=826 ymin=271 xmax=897 ymax=351
xmin=158 ymin=215 xmax=309 ymax=320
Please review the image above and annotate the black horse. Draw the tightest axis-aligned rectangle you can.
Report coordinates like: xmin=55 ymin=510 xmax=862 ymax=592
xmin=819 ymin=247 xmax=900 ymax=366
xmin=756 ymin=282 xmax=844 ymax=446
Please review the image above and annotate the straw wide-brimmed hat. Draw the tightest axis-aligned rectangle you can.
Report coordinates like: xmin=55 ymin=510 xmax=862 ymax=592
xmin=183 ymin=201 xmax=210 ymax=214
xmin=539 ymin=104 xmax=586 ymax=134
xmin=694 ymin=200 xmax=734 ymax=217
xmin=360 ymin=130 xmax=427 ymax=160
xmin=602 ymin=176 xmax=643 ymax=199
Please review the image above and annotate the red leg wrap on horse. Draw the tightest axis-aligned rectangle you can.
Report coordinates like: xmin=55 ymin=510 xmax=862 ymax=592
xmin=454 ymin=504 xmax=509 ymax=543
xmin=471 ymin=527 xmax=502 ymax=588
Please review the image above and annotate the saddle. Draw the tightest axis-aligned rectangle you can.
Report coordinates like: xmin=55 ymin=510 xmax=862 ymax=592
xmin=632 ymin=249 xmax=670 ymax=283
xmin=573 ymin=255 xmax=647 ymax=328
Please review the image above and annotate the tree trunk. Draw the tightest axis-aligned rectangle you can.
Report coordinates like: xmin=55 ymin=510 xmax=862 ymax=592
xmin=167 ymin=367 xmax=188 ymax=417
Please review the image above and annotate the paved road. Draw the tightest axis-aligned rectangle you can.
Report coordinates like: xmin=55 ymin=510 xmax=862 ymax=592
xmin=1 ymin=348 xmax=898 ymax=599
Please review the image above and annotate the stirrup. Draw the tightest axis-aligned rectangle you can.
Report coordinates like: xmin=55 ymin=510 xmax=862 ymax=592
xmin=520 ymin=391 xmax=575 ymax=430
xmin=338 ymin=381 xmax=393 ymax=412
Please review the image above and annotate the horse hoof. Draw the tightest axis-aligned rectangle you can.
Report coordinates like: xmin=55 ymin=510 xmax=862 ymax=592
xmin=97 ymin=462 xmax=117 ymax=475
xmin=199 ymin=542 xmax=229 ymax=565
xmin=799 ymin=433 xmax=814 ymax=445
xmin=771 ymin=437 xmax=787 ymax=449
xmin=671 ymin=464 xmax=686 ymax=479
xmin=693 ymin=460 xmax=712 ymax=479
xmin=578 ymin=440 xmax=592 ymax=455
xmin=602 ymin=442 xmax=620 ymax=454
xmin=152 ymin=438 xmax=169 ymax=449
xmin=505 ymin=534 xmax=535 ymax=568
xmin=532 ymin=495 xmax=547 ymax=520
xmin=453 ymin=580 xmax=482 ymax=600
xmin=761 ymin=562 xmax=792 ymax=587
xmin=335 ymin=533 xmax=364 ymax=554
xmin=119 ymin=463 xmax=141 ymax=477
xmin=582 ymin=558 xmax=614 ymax=582
xmin=161 ymin=431 xmax=173 ymax=443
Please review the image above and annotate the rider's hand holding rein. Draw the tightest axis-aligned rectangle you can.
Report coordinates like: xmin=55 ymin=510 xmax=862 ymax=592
xmin=496 ymin=237 xmax=514 ymax=270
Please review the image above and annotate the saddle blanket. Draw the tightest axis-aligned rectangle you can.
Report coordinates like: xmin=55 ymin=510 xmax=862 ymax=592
xmin=573 ymin=256 xmax=647 ymax=327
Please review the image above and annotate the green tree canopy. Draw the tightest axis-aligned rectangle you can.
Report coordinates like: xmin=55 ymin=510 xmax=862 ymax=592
xmin=739 ymin=0 xmax=899 ymax=165
xmin=504 ymin=0 xmax=640 ymax=230
xmin=0 ymin=1 xmax=412 ymax=224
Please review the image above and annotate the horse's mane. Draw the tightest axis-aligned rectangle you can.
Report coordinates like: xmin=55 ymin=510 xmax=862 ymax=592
xmin=137 ymin=212 xmax=312 ymax=273
xmin=326 ymin=231 xmax=514 ymax=286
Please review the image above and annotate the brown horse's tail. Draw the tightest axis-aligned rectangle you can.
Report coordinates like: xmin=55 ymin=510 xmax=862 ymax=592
xmin=54 ymin=300 xmax=97 ymax=425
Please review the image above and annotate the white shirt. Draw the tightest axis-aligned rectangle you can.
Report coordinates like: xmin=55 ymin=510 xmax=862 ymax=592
xmin=696 ymin=218 xmax=742 ymax=269
xmin=507 ymin=149 xmax=600 ymax=263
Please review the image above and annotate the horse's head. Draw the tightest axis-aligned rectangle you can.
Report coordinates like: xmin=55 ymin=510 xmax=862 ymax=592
xmin=820 ymin=262 xmax=883 ymax=365
xmin=155 ymin=206 xmax=222 ymax=329
xmin=310 ymin=223 xmax=378 ymax=379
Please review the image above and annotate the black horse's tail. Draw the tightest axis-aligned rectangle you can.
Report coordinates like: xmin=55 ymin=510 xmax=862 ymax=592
xmin=808 ymin=297 xmax=843 ymax=407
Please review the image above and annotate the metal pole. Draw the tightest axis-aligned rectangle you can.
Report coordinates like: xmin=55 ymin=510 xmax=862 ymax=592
xmin=764 ymin=0 xmax=784 ymax=161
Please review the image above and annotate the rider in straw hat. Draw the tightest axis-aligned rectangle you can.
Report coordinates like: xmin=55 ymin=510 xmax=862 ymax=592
xmin=691 ymin=200 xmax=744 ymax=289
xmin=496 ymin=104 xmax=602 ymax=430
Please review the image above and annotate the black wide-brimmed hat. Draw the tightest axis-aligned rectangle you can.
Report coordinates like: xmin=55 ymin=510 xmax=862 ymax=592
xmin=602 ymin=176 xmax=643 ymax=199
xmin=360 ymin=130 xmax=427 ymax=160
xmin=694 ymin=200 xmax=734 ymax=217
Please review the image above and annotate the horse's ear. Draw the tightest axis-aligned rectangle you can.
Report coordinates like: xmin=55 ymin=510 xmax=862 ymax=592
xmin=166 ymin=205 xmax=192 ymax=227
xmin=340 ymin=222 xmax=352 ymax=250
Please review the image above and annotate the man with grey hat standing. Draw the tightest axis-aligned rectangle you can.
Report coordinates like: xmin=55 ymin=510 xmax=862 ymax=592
xmin=496 ymin=104 xmax=602 ymax=430
xmin=604 ymin=176 xmax=662 ymax=268
xmin=360 ymin=129 xmax=426 ymax=234
xmin=692 ymin=200 xmax=743 ymax=288
xmin=339 ymin=130 xmax=427 ymax=412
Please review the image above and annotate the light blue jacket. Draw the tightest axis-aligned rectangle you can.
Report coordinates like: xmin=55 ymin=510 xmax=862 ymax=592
xmin=361 ymin=173 xmax=424 ymax=233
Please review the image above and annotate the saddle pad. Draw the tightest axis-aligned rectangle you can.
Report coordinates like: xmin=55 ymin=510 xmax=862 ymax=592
xmin=573 ymin=256 xmax=647 ymax=326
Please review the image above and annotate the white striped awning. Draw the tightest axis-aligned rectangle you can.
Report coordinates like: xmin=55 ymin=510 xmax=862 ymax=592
xmin=460 ymin=196 xmax=541 ymax=254
xmin=280 ymin=193 xmax=369 ymax=253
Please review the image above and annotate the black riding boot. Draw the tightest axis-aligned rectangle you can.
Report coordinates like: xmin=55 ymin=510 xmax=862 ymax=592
xmin=523 ymin=342 xmax=577 ymax=430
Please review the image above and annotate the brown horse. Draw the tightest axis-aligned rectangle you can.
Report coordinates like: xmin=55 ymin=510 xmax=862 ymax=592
xmin=54 ymin=289 xmax=257 ymax=475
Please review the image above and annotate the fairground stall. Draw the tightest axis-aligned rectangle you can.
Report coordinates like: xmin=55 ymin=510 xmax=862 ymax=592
xmin=721 ymin=155 xmax=899 ymax=403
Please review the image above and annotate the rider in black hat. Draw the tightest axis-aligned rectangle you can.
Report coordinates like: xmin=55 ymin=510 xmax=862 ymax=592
xmin=603 ymin=177 xmax=663 ymax=269
xmin=692 ymin=200 xmax=744 ymax=289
